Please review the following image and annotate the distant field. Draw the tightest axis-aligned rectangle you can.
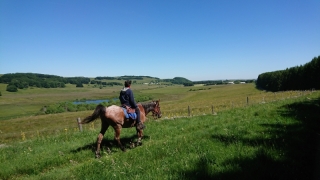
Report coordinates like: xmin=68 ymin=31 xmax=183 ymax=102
xmin=0 ymin=82 xmax=166 ymax=120
xmin=0 ymin=82 xmax=317 ymax=144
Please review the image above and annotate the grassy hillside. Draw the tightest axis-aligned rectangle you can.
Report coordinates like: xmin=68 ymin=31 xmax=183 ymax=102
xmin=0 ymin=91 xmax=319 ymax=179
xmin=0 ymin=83 xmax=316 ymax=142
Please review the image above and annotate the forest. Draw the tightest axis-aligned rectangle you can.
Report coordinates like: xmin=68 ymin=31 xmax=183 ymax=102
xmin=0 ymin=73 xmax=90 ymax=92
xmin=256 ymin=56 xmax=320 ymax=91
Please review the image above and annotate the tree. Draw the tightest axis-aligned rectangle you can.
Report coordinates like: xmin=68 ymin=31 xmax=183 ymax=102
xmin=76 ymin=83 xmax=84 ymax=87
xmin=6 ymin=85 xmax=18 ymax=92
xmin=183 ymin=82 xmax=194 ymax=86
xmin=256 ymin=55 xmax=320 ymax=91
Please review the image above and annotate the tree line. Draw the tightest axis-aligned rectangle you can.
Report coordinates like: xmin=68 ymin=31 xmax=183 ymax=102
xmin=163 ymin=77 xmax=194 ymax=86
xmin=0 ymin=73 xmax=90 ymax=92
xmin=95 ymin=75 xmax=159 ymax=80
xmin=90 ymin=80 xmax=122 ymax=86
xmin=256 ymin=56 xmax=320 ymax=91
xmin=193 ymin=79 xmax=255 ymax=85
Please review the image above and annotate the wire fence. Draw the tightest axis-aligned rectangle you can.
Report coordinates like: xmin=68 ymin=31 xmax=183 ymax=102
xmin=161 ymin=90 xmax=318 ymax=119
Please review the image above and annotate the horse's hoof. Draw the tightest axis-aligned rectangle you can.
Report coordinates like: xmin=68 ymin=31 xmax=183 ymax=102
xmin=121 ymin=147 xmax=126 ymax=152
xmin=137 ymin=141 xmax=142 ymax=146
xmin=130 ymin=142 xmax=135 ymax=149
xmin=95 ymin=151 xmax=101 ymax=158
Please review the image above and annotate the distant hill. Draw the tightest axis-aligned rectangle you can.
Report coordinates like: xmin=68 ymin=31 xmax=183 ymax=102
xmin=0 ymin=73 xmax=194 ymax=92
xmin=0 ymin=73 xmax=257 ymax=92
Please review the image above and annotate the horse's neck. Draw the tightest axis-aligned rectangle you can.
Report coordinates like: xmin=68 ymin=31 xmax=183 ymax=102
xmin=142 ymin=103 xmax=154 ymax=115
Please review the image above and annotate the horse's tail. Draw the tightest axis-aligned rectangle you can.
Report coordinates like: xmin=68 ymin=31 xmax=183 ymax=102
xmin=81 ymin=104 xmax=106 ymax=124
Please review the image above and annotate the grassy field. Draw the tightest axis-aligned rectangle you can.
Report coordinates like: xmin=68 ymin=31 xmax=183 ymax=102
xmin=1 ymin=83 xmax=311 ymax=143
xmin=0 ymin=82 xmax=319 ymax=179
xmin=0 ymin=82 xmax=165 ymax=120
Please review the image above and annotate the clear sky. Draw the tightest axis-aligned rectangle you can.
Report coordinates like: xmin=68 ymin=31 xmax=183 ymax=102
xmin=1 ymin=0 xmax=319 ymax=81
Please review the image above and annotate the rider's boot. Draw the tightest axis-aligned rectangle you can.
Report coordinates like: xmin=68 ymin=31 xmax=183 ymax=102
xmin=135 ymin=108 xmax=145 ymax=130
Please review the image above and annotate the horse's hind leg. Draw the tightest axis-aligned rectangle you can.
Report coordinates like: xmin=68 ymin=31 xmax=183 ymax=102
xmin=114 ymin=126 xmax=126 ymax=151
xmin=96 ymin=122 xmax=109 ymax=158
xmin=96 ymin=133 xmax=104 ymax=158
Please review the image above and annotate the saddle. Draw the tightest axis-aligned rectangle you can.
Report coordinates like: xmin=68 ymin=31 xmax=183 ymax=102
xmin=121 ymin=105 xmax=137 ymax=120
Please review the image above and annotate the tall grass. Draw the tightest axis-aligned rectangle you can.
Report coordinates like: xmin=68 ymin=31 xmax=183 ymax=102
xmin=0 ymin=92 xmax=319 ymax=179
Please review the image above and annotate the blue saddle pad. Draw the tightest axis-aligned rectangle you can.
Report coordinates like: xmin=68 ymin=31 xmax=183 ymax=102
xmin=122 ymin=107 xmax=137 ymax=120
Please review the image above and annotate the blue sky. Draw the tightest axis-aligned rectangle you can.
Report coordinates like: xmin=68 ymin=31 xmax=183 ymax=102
xmin=1 ymin=0 xmax=319 ymax=81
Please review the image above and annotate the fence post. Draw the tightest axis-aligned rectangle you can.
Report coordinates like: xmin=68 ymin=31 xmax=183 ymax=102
xmin=188 ymin=106 xmax=190 ymax=117
xmin=211 ymin=105 xmax=217 ymax=115
xmin=247 ymin=96 xmax=249 ymax=106
xmin=77 ymin=117 xmax=83 ymax=132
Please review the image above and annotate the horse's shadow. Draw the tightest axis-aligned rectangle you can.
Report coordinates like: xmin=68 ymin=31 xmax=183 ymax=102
xmin=71 ymin=135 xmax=150 ymax=154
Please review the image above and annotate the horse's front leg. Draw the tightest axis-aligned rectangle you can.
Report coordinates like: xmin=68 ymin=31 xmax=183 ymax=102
xmin=136 ymin=129 xmax=143 ymax=146
xmin=114 ymin=126 xmax=126 ymax=151
xmin=96 ymin=122 xmax=109 ymax=158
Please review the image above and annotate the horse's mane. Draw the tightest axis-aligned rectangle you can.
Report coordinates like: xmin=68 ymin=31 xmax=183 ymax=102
xmin=141 ymin=101 xmax=155 ymax=108
xmin=140 ymin=101 xmax=156 ymax=114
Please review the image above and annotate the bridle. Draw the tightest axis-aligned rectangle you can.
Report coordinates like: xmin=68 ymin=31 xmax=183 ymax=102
xmin=151 ymin=101 xmax=162 ymax=119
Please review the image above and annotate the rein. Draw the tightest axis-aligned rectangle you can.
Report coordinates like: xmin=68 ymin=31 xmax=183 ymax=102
xmin=141 ymin=101 xmax=161 ymax=118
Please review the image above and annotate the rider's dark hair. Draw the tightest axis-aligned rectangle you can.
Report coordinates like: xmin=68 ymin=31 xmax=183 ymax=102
xmin=124 ymin=80 xmax=132 ymax=87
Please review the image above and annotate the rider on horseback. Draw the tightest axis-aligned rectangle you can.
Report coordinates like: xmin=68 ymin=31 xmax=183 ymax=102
xmin=119 ymin=80 xmax=145 ymax=130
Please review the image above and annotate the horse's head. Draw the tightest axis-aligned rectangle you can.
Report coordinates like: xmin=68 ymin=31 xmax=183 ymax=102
xmin=152 ymin=99 xmax=162 ymax=119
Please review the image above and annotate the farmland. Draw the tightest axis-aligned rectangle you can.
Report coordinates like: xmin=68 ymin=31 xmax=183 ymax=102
xmin=0 ymin=82 xmax=319 ymax=179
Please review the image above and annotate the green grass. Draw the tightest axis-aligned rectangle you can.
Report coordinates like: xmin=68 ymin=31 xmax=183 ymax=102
xmin=0 ymin=82 xmax=319 ymax=179
xmin=0 ymin=92 xmax=319 ymax=179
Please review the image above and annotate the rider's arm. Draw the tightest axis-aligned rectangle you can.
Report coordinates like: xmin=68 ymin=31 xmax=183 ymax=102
xmin=128 ymin=89 xmax=138 ymax=108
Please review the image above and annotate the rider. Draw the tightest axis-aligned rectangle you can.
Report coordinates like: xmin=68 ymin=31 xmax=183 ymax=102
xmin=119 ymin=80 xmax=145 ymax=130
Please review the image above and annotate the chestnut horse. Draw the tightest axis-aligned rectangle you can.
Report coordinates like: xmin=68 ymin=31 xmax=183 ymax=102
xmin=81 ymin=100 xmax=162 ymax=158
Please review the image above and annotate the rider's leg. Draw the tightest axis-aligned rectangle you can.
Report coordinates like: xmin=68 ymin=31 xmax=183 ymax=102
xmin=135 ymin=107 xmax=145 ymax=130
xmin=135 ymin=107 xmax=141 ymax=124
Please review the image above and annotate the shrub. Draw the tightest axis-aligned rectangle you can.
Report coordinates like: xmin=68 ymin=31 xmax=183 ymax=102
xmin=6 ymin=85 xmax=18 ymax=92
xmin=45 ymin=106 xmax=57 ymax=114
xmin=67 ymin=106 xmax=77 ymax=112
xmin=77 ymin=106 xmax=87 ymax=111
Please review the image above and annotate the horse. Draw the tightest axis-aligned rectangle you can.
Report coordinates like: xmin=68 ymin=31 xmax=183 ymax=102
xmin=81 ymin=100 xmax=162 ymax=158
